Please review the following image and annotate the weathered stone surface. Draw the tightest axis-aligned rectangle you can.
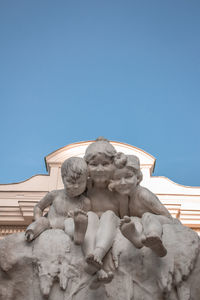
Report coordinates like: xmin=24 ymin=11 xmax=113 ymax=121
xmin=0 ymin=222 xmax=199 ymax=300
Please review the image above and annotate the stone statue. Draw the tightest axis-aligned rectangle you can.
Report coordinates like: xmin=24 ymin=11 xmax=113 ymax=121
xmin=25 ymin=157 xmax=90 ymax=245
xmin=110 ymin=152 xmax=174 ymax=257
xmin=0 ymin=137 xmax=200 ymax=300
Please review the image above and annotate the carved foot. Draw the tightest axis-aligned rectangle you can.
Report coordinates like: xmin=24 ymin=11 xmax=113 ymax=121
xmin=84 ymin=262 xmax=98 ymax=275
xmin=73 ymin=209 xmax=88 ymax=245
xmin=120 ymin=215 xmax=131 ymax=227
xmin=25 ymin=230 xmax=34 ymax=242
xmin=86 ymin=253 xmax=103 ymax=272
xmin=97 ymin=269 xmax=114 ymax=284
xmin=25 ymin=217 xmax=50 ymax=242
xmin=90 ymin=270 xmax=114 ymax=290
xmin=120 ymin=217 xmax=143 ymax=249
xmin=142 ymin=235 xmax=167 ymax=257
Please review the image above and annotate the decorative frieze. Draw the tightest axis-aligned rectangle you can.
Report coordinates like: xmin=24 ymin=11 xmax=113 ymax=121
xmin=0 ymin=225 xmax=26 ymax=239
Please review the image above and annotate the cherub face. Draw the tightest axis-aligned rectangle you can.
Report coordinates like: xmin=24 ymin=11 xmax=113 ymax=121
xmin=111 ymin=167 xmax=137 ymax=195
xmin=63 ymin=174 xmax=87 ymax=198
xmin=88 ymin=153 xmax=114 ymax=184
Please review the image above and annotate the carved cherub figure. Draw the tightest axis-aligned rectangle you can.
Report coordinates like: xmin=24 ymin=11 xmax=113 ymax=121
xmin=82 ymin=137 xmax=128 ymax=285
xmin=109 ymin=153 xmax=173 ymax=257
xmin=25 ymin=157 xmax=90 ymax=245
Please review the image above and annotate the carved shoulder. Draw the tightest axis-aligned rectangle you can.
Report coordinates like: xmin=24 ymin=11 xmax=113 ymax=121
xmin=137 ymin=186 xmax=171 ymax=218
xmin=36 ymin=190 xmax=59 ymax=210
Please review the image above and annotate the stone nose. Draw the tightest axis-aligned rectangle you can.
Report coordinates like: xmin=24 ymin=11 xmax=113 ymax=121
xmin=97 ymin=164 xmax=104 ymax=171
xmin=120 ymin=178 xmax=126 ymax=184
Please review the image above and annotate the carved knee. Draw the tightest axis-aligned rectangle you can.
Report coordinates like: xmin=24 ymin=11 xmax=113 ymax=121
xmin=103 ymin=210 xmax=115 ymax=217
xmin=101 ymin=210 xmax=119 ymax=227
xmin=142 ymin=212 xmax=153 ymax=224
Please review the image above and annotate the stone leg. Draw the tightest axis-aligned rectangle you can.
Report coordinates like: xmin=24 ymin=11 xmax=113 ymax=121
xmin=86 ymin=210 xmax=119 ymax=270
xmin=102 ymin=249 xmax=115 ymax=273
xmin=142 ymin=213 xmax=163 ymax=238
xmin=82 ymin=211 xmax=100 ymax=256
xmin=141 ymin=213 xmax=167 ymax=257
xmin=64 ymin=217 xmax=74 ymax=240
xmin=83 ymin=212 xmax=100 ymax=275
xmin=156 ymin=215 xmax=173 ymax=225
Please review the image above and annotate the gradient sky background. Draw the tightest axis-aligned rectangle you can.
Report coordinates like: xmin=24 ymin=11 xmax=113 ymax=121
xmin=0 ymin=0 xmax=200 ymax=186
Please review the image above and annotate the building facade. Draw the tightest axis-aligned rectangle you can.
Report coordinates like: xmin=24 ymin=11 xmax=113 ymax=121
xmin=1 ymin=140 xmax=200 ymax=239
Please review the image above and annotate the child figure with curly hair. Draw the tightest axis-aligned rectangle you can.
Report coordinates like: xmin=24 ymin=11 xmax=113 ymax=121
xmin=82 ymin=137 xmax=129 ymax=286
xmin=109 ymin=152 xmax=173 ymax=257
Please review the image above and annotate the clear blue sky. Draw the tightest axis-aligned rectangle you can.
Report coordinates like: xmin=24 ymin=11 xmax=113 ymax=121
xmin=0 ymin=0 xmax=200 ymax=186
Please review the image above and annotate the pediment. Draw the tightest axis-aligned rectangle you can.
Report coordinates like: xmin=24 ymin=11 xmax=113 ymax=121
xmin=45 ymin=140 xmax=156 ymax=174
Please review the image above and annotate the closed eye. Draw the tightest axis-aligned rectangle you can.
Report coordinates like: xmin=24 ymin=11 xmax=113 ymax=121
xmin=113 ymin=177 xmax=122 ymax=181
xmin=125 ymin=175 xmax=132 ymax=179
xmin=89 ymin=163 xmax=97 ymax=166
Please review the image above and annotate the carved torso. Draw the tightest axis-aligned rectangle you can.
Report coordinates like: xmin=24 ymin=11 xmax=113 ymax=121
xmin=87 ymin=186 xmax=120 ymax=217
xmin=47 ymin=190 xmax=86 ymax=229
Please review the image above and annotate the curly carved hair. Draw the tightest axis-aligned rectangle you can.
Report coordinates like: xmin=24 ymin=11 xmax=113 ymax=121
xmin=61 ymin=157 xmax=88 ymax=182
xmin=113 ymin=152 xmax=143 ymax=184
xmin=84 ymin=137 xmax=117 ymax=163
